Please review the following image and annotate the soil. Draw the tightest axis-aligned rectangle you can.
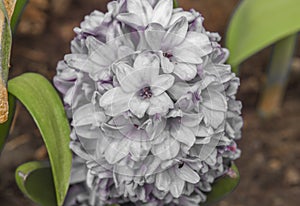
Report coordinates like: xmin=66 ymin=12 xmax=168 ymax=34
xmin=1 ymin=0 xmax=300 ymax=206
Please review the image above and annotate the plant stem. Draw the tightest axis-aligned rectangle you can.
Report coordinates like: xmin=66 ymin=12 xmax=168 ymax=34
xmin=258 ymin=33 xmax=298 ymax=117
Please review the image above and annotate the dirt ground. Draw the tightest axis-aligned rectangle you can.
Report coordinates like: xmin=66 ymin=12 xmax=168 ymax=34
xmin=0 ymin=0 xmax=300 ymax=205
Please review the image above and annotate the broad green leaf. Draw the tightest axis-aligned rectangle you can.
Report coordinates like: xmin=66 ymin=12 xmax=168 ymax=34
xmin=11 ymin=0 xmax=28 ymax=32
xmin=8 ymin=73 xmax=72 ymax=206
xmin=201 ymin=163 xmax=240 ymax=206
xmin=0 ymin=93 xmax=15 ymax=153
xmin=15 ymin=161 xmax=57 ymax=206
xmin=226 ymin=0 xmax=300 ymax=73
xmin=0 ymin=0 xmax=15 ymax=123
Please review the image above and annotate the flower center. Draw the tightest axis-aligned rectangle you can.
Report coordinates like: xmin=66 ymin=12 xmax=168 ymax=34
xmin=226 ymin=145 xmax=236 ymax=152
xmin=178 ymin=162 xmax=184 ymax=168
xmin=163 ymin=52 xmax=173 ymax=59
xmin=139 ymin=86 xmax=153 ymax=99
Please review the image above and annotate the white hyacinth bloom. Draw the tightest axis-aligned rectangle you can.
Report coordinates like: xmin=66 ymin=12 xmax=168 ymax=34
xmin=54 ymin=0 xmax=243 ymax=205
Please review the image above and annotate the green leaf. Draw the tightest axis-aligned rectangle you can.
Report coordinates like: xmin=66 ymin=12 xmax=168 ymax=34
xmin=173 ymin=0 xmax=179 ymax=8
xmin=0 ymin=93 xmax=15 ymax=153
xmin=226 ymin=0 xmax=300 ymax=73
xmin=11 ymin=0 xmax=28 ymax=33
xmin=0 ymin=1 xmax=14 ymax=124
xmin=15 ymin=161 xmax=57 ymax=206
xmin=0 ymin=0 xmax=14 ymax=84
xmin=8 ymin=73 xmax=72 ymax=206
xmin=201 ymin=163 xmax=240 ymax=206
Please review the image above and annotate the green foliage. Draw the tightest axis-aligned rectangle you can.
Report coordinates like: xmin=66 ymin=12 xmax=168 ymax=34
xmin=0 ymin=0 xmax=27 ymax=84
xmin=226 ymin=0 xmax=300 ymax=73
xmin=11 ymin=0 xmax=28 ymax=32
xmin=173 ymin=0 xmax=179 ymax=8
xmin=15 ymin=161 xmax=57 ymax=206
xmin=0 ymin=94 xmax=15 ymax=153
xmin=0 ymin=0 xmax=13 ymax=83
xmin=8 ymin=73 xmax=72 ymax=206
xmin=0 ymin=0 xmax=27 ymax=141
xmin=202 ymin=163 xmax=240 ymax=206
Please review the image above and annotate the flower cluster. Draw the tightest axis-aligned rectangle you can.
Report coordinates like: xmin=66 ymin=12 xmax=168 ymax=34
xmin=54 ymin=0 xmax=243 ymax=205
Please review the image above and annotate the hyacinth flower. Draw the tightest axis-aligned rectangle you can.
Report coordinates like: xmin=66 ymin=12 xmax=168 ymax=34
xmin=0 ymin=1 xmax=244 ymax=205
xmin=100 ymin=52 xmax=175 ymax=118
xmin=142 ymin=17 xmax=212 ymax=80
xmin=51 ymin=0 xmax=243 ymax=205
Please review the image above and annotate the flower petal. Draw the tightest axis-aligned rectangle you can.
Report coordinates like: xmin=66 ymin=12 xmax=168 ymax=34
xmin=115 ymin=63 xmax=143 ymax=92
xmin=169 ymin=170 xmax=185 ymax=198
xmin=69 ymin=141 xmax=92 ymax=161
xmin=144 ymin=157 xmax=161 ymax=178
xmin=151 ymin=0 xmax=173 ymax=27
xmin=147 ymin=0 xmax=157 ymax=7
xmin=73 ymin=103 xmax=105 ymax=127
xmin=95 ymin=134 xmax=111 ymax=156
xmin=162 ymin=17 xmax=188 ymax=50
xmin=105 ymin=139 xmax=130 ymax=164
xmin=199 ymin=74 xmax=217 ymax=90
xmin=202 ymin=106 xmax=225 ymax=128
xmin=127 ymin=0 xmax=153 ymax=25
xmin=75 ymin=124 xmax=101 ymax=141
xmin=201 ymin=90 xmax=227 ymax=112
xmin=145 ymin=23 xmax=165 ymax=50
xmin=146 ymin=117 xmax=166 ymax=140
xmin=100 ymin=87 xmax=131 ymax=116
xmin=175 ymin=164 xmax=200 ymax=184
xmin=64 ymin=54 xmax=90 ymax=71
xmin=117 ymin=13 xmax=145 ymax=29
xmin=87 ymin=160 xmax=113 ymax=179
xmin=176 ymin=94 xmax=195 ymax=112
xmin=137 ymin=32 xmax=151 ymax=51
xmin=171 ymin=125 xmax=195 ymax=148
xmin=160 ymin=53 xmax=174 ymax=73
xmin=181 ymin=112 xmax=203 ymax=127
xmin=168 ymin=81 xmax=192 ymax=100
xmin=101 ymin=116 xmax=134 ymax=140
xmin=169 ymin=11 xmax=196 ymax=25
xmin=148 ymin=93 xmax=173 ymax=115
xmin=151 ymin=74 xmax=174 ymax=96
xmin=86 ymin=36 xmax=117 ymax=66
xmin=134 ymin=52 xmax=160 ymax=72
xmin=173 ymin=62 xmax=197 ymax=81
xmin=70 ymin=157 xmax=87 ymax=184
xmin=129 ymin=139 xmax=151 ymax=161
xmin=173 ymin=32 xmax=212 ymax=64
xmin=53 ymin=62 xmax=77 ymax=94
xmin=192 ymin=124 xmax=214 ymax=137
xmin=151 ymin=136 xmax=180 ymax=160
xmin=155 ymin=171 xmax=171 ymax=191
xmin=129 ymin=95 xmax=150 ymax=118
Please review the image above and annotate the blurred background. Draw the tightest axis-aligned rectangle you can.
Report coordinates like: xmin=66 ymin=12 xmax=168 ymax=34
xmin=0 ymin=0 xmax=300 ymax=205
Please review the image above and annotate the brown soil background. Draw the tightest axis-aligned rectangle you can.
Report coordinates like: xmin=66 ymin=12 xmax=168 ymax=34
xmin=1 ymin=0 xmax=300 ymax=205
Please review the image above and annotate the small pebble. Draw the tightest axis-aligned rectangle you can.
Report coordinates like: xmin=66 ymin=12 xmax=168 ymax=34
xmin=284 ymin=167 xmax=300 ymax=186
xmin=268 ymin=159 xmax=282 ymax=171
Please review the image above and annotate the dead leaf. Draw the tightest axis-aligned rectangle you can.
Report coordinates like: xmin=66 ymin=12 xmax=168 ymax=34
xmin=0 ymin=78 xmax=8 ymax=123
